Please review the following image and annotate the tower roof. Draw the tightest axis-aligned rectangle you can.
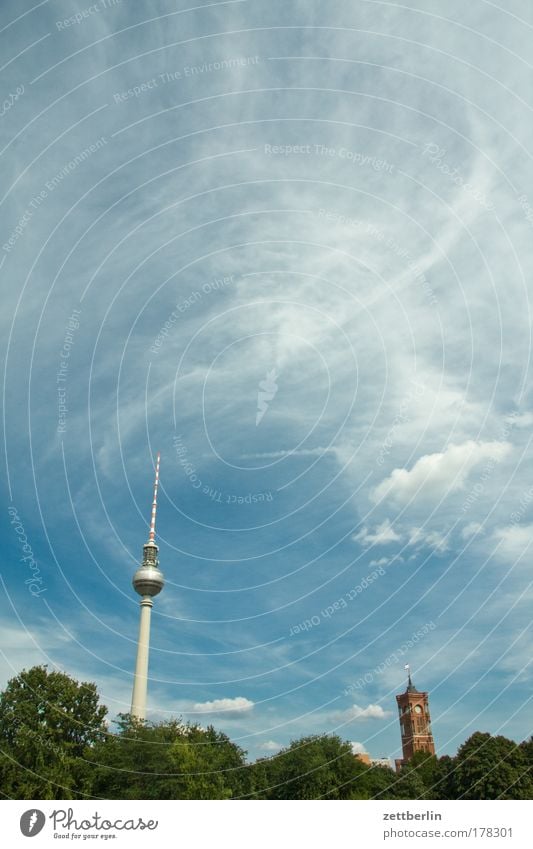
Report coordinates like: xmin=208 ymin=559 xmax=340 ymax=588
xmin=403 ymin=663 xmax=422 ymax=693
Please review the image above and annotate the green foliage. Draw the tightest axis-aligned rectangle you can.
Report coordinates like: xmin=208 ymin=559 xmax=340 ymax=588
xmin=250 ymin=734 xmax=367 ymax=799
xmin=421 ymin=753 xmax=457 ymax=800
xmin=88 ymin=714 xmax=250 ymax=799
xmin=251 ymin=737 xmax=432 ymax=800
xmin=392 ymin=751 xmax=442 ymax=799
xmin=365 ymin=763 xmax=427 ymax=800
xmin=1 ymin=666 xmax=532 ymax=800
xmin=251 ymin=732 xmax=533 ymax=801
xmin=0 ymin=665 xmax=107 ymax=799
xmin=450 ymin=731 xmax=533 ymax=800
xmin=519 ymin=736 xmax=533 ymax=769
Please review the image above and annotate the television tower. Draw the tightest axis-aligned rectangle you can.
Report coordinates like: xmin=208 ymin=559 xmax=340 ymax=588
xmin=130 ymin=452 xmax=165 ymax=720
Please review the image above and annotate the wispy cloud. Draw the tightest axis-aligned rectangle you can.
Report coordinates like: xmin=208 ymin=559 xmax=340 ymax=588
xmin=236 ymin=447 xmax=337 ymax=460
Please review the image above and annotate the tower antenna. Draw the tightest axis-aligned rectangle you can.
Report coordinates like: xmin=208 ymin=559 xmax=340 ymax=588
xmin=148 ymin=451 xmax=161 ymax=543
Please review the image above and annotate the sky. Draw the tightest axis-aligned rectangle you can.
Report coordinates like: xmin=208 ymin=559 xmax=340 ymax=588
xmin=1 ymin=0 xmax=533 ymax=765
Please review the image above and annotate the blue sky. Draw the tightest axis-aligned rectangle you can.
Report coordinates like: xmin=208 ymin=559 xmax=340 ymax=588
xmin=1 ymin=0 xmax=532 ymax=763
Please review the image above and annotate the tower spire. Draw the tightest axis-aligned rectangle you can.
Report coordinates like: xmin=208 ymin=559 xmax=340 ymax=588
xmin=148 ymin=451 xmax=160 ymax=543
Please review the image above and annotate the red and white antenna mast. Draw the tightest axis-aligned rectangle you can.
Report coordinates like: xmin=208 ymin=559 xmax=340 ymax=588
xmin=148 ymin=451 xmax=160 ymax=543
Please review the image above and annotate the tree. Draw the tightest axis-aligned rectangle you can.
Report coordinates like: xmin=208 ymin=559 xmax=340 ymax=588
xmin=392 ymin=751 xmax=443 ymax=799
xmin=451 ymin=732 xmax=533 ymax=800
xmin=519 ymin=736 xmax=533 ymax=771
xmin=0 ymin=665 xmax=107 ymax=799
xmin=428 ymin=754 xmax=457 ymax=800
xmin=88 ymin=715 xmax=250 ymax=799
xmin=255 ymin=734 xmax=367 ymax=799
xmin=364 ymin=762 xmax=427 ymax=800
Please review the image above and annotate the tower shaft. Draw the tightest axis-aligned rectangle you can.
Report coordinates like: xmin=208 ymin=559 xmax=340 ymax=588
xmin=130 ymin=597 xmax=153 ymax=720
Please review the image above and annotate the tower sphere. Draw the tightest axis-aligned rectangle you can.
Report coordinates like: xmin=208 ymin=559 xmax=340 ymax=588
xmin=132 ymin=565 xmax=165 ymax=597
xmin=133 ymin=538 xmax=164 ymax=596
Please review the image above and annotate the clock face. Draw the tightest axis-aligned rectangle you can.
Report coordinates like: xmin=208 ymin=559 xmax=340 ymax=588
xmin=414 ymin=705 xmax=422 ymax=714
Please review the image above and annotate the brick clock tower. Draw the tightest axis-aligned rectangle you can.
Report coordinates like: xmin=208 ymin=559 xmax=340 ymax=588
xmin=395 ymin=666 xmax=435 ymax=772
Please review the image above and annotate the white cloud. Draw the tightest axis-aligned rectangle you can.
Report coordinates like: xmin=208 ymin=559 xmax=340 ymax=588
xmin=353 ymin=519 xmax=402 ymax=546
xmin=369 ymin=557 xmax=390 ymax=567
xmin=191 ymin=697 xmax=255 ymax=717
xmin=369 ymin=556 xmax=404 ymax=567
xmin=259 ymin=740 xmax=282 ymax=752
xmin=331 ymin=703 xmax=391 ymax=722
xmin=371 ymin=441 xmax=512 ymax=505
xmin=350 ymin=741 xmax=367 ymax=754
xmin=408 ymin=527 xmax=449 ymax=553
xmin=461 ymin=521 xmax=484 ymax=540
xmin=493 ymin=524 xmax=533 ymax=563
